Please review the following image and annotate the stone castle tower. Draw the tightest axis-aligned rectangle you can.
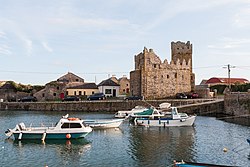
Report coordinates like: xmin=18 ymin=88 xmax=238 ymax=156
xmin=130 ymin=41 xmax=195 ymax=99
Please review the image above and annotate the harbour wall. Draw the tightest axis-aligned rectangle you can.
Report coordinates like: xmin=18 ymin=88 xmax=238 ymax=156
xmin=224 ymin=92 xmax=250 ymax=116
xmin=0 ymin=99 xmax=224 ymax=115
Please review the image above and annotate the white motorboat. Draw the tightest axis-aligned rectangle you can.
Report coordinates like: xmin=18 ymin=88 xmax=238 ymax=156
xmin=84 ymin=119 xmax=124 ymax=129
xmin=5 ymin=114 xmax=92 ymax=140
xmin=133 ymin=107 xmax=196 ymax=127
xmin=114 ymin=106 xmax=148 ymax=118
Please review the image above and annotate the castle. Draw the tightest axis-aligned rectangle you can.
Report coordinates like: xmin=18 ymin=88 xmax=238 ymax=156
xmin=130 ymin=41 xmax=195 ymax=99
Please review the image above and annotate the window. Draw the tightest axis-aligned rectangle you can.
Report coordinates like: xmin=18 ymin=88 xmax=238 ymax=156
xmin=123 ymin=89 xmax=125 ymax=92
xmin=175 ymin=73 xmax=177 ymax=78
xmin=74 ymin=91 xmax=76 ymax=95
xmin=105 ymin=89 xmax=112 ymax=94
xmin=79 ymin=91 xmax=82 ymax=95
xmin=126 ymin=84 xmax=128 ymax=86
xmin=84 ymin=91 xmax=86 ymax=95
xmin=53 ymin=93 xmax=56 ymax=96
xmin=57 ymin=86 xmax=59 ymax=90
xmin=66 ymin=91 xmax=68 ymax=95
xmin=92 ymin=91 xmax=94 ymax=94
xmin=167 ymin=75 xmax=169 ymax=79
xmin=154 ymin=64 xmax=157 ymax=68
xmin=42 ymin=93 xmax=45 ymax=97
xmin=61 ymin=123 xmax=82 ymax=129
xmin=76 ymin=79 xmax=79 ymax=82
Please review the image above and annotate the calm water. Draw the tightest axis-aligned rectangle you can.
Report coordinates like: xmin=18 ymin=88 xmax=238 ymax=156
xmin=0 ymin=110 xmax=250 ymax=167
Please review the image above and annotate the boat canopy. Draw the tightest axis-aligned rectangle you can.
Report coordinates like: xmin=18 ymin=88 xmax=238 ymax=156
xmin=134 ymin=108 xmax=154 ymax=115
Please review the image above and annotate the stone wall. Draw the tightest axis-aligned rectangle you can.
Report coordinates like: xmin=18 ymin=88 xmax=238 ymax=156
xmin=0 ymin=99 xmax=220 ymax=114
xmin=224 ymin=92 xmax=250 ymax=116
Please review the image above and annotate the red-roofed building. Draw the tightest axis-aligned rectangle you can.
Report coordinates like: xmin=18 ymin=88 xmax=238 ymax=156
xmin=205 ymin=77 xmax=249 ymax=86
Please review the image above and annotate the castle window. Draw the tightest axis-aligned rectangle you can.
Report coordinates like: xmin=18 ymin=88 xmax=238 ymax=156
xmin=79 ymin=91 xmax=82 ymax=95
xmin=154 ymin=64 xmax=157 ymax=68
xmin=167 ymin=75 xmax=169 ymax=79
xmin=76 ymin=79 xmax=79 ymax=82
xmin=175 ymin=73 xmax=177 ymax=78
xmin=74 ymin=91 xmax=76 ymax=95
xmin=84 ymin=91 xmax=86 ymax=95
xmin=92 ymin=91 xmax=94 ymax=94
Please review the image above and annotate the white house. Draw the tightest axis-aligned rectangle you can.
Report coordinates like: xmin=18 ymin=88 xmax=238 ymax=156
xmin=98 ymin=78 xmax=120 ymax=97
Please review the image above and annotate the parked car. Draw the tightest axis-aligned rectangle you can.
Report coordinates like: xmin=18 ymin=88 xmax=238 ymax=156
xmin=125 ymin=96 xmax=143 ymax=101
xmin=176 ymin=93 xmax=187 ymax=99
xmin=87 ymin=93 xmax=105 ymax=100
xmin=187 ymin=92 xmax=199 ymax=99
xmin=18 ymin=96 xmax=37 ymax=102
xmin=62 ymin=96 xmax=80 ymax=101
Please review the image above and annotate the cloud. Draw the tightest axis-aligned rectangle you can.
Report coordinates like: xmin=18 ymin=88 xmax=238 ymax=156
xmin=233 ymin=7 xmax=250 ymax=28
xmin=42 ymin=41 xmax=53 ymax=52
xmin=208 ymin=37 xmax=250 ymax=49
xmin=0 ymin=31 xmax=12 ymax=56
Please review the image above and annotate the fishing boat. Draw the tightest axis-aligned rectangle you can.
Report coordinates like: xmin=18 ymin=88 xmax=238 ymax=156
xmin=114 ymin=106 xmax=148 ymax=118
xmin=5 ymin=114 xmax=92 ymax=140
xmin=173 ymin=160 xmax=236 ymax=167
xmin=84 ymin=119 xmax=124 ymax=129
xmin=133 ymin=107 xmax=196 ymax=127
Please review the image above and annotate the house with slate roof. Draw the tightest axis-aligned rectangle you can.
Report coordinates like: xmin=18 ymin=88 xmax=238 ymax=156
xmin=98 ymin=78 xmax=120 ymax=97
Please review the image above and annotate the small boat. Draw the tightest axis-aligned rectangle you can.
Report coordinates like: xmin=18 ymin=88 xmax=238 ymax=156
xmin=84 ymin=119 xmax=124 ymax=129
xmin=114 ymin=102 xmax=171 ymax=118
xmin=114 ymin=106 xmax=148 ymax=118
xmin=133 ymin=107 xmax=196 ymax=127
xmin=5 ymin=114 xmax=92 ymax=140
xmin=174 ymin=160 xmax=236 ymax=167
xmin=247 ymin=138 xmax=250 ymax=144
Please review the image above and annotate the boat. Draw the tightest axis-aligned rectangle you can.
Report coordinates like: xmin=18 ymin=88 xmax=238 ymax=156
xmin=114 ymin=102 xmax=171 ymax=118
xmin=114 ymin=105 xmax=148 ymax=118
xmin=5 ymin=114 xmax=92 ymax=140
xmin=247 ymin=138 xmax=250 ymax=144
xmin=173 ymin=160 xmax=236 ymax=167
xmin=133 ymin=107 xmax=196 ymax=127
xmin=84 ymin=119 xmax=124 ymax=129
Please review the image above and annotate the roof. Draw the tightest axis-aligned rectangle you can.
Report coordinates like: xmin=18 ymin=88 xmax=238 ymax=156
xmin=0 ymin=82 xmax=16 ymax=90
xmin=98 ymin=78 xmax=120 ymax=87
xmin=205 ymin=77 xmax=249 ymax=84
xmin=67 ymin=83 xmax=98 ymax=89
xmin=57 ymin=72 xmax=84 ymax=83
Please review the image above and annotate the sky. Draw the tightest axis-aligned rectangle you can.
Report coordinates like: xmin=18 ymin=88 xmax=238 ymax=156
xmin=0 ymin=0 xmax=250 ymax=85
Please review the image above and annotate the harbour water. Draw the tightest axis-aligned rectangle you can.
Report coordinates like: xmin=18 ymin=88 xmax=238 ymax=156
xmin=0 ymin=110 xmax=250 ymax=167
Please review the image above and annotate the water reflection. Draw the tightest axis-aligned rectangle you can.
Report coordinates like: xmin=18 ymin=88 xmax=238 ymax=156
xmin=128 ymin=126 xmax=195 ymax=167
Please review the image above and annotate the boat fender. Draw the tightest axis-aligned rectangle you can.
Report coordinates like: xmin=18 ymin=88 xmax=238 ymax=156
xmin=66 ymin=134 xmax=71 ymax=139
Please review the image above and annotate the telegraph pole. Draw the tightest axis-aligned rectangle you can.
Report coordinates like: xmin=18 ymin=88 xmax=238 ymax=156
xmin=223 ymin=64 xmax=235 ymax=91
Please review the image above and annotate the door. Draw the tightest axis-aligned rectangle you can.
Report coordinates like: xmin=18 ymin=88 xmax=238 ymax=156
xmin=112 ymin=89 xmax=116 ymax=97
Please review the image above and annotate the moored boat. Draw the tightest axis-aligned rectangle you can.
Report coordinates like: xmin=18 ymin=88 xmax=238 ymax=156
xmin=114 ymin=106 xmax=148 ymax=118
xmin=5 ymin=114 xmax=92 ymax=140
xmin=84 ymin=119 xmax=124 ymax=129
xmin=173 ymin=160 xmax=236 ymax=167
xmin=133 ymin=107 xmax=196 ymax=127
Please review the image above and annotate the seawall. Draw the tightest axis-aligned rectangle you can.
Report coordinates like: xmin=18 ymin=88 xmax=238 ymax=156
xmin=0 ymin=99 xmax=223 ymax=115
xmin=224 ymin=92 xmax=250 ymax=116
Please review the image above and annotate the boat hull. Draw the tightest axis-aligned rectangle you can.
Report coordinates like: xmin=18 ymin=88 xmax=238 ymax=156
xmin=135 ymin=116 xmax=196 ymax=127
xmin=13 ymin=131 xmax=90 ymax=140
xmin=84 ymin=119 xmax=124 ymax=129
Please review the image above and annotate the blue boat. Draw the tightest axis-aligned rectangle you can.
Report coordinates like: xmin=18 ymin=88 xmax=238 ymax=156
xmin=5 ymin=114 xmax=92 ymax=140
xmin=247 ymin=138 xmax=250 ymax=144
xmin=174 ymin=160 xmax=236 ymax=167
